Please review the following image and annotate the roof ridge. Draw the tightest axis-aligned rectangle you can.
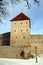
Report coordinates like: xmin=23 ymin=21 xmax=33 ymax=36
xmin=11 ymin=12 xmax=30 ymax=21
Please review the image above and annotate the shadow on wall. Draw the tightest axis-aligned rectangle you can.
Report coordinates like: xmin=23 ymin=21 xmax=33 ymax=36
xmin=2 ymin=32 xmax=10 ymax=46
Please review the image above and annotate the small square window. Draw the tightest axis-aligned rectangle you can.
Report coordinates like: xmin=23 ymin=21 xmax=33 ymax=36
xmin=14 ymin=23 xmax=16 ymax=25
xmin=14 ymin=30 xmax=16 ymax=32
xmin=16 ymin=37 xmax=17 ymax=39
xmin=26 ymin=22 xmax=28 ymax=24
xmin=21 ymin=22 xmax=22 ymax=24
xmin=21 ymin=29 xmax=22 ymax=32
xmin=23 ymin=36 xmax=25 ymax=39
xmin=26 ymin=29 xmax=28 ymax=31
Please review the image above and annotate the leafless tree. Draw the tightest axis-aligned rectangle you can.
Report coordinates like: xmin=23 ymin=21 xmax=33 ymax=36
xmin=0 ymin=0 xmax=40 ymax=23
xmin=0 ymin=0 xmax=8 ymax=23
xmin=34 ymin=0 xmax=40 ymax=6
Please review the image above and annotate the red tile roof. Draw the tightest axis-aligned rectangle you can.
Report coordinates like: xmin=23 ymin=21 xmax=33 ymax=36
xmin=11 ymin=13 xmax=30 ymax=21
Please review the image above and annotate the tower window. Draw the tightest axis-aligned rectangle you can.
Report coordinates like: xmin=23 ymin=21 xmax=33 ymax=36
xmin=21 ymin=22 xmax=22 ymax=24
xmin=14 ymin=30 xmax=16 ymax=32
xmin=14 ymin=23 xmax=16 ymax=25
xmin=23 ymin=36 xmax=25 ymax=39
xmin=16 ymin=36 xmax=17 ymax=39
xmin=26 ymin=22 xmax=28 ymax=24
xmin=21 ymin=29 xmax=22 ymax=32
xmin=26 ymin=29 xmax=28 ymax=31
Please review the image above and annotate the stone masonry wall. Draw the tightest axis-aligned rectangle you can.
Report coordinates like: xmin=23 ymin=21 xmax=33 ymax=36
xmin=0 ymin=34 xmax=43 ymax=58
xmin=0 ymin=43 xmax=43 ymax=58
xmin=0 ymin=46 xmax=31 ymax=58
xmin=31 ymin=43 xmax=43 ymax=54
xmin=30 ymin=35 xmax=43 ymax=55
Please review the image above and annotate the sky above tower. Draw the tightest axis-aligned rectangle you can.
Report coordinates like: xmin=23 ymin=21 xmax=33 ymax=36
xmin=0 ymin=0 xmax=43 ymax=34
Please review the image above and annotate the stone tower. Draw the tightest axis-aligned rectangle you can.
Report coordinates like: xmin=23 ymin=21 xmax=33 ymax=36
xmin=10 ymin=13 xmax=31 ymax=58
xmin=10 ymin=13 xmax=31 ymax=47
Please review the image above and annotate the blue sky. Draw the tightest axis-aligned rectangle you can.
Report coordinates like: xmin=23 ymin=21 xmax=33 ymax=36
xmin=0 ymin=0 xmax=43 ymax=34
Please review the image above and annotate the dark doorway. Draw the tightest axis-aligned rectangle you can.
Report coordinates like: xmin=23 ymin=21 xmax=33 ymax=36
xmin=20 ymin=51 xmax=25 ymax=58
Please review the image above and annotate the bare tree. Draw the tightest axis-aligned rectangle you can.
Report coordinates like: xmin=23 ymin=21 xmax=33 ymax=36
xmin=0 ymin=0 xmax=20 ymax=23
xmin=34 ymin=0 xmax=40 ymax=6
xmin=0 ymin=0 xmax=8 ymax=23
xmin=10 ymin=0 xmax=40 ymax=8
xmin=0 ymin=0 xmax=40 ymax=23
xmin=10 ymin=0 xmax=20 ymax=4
